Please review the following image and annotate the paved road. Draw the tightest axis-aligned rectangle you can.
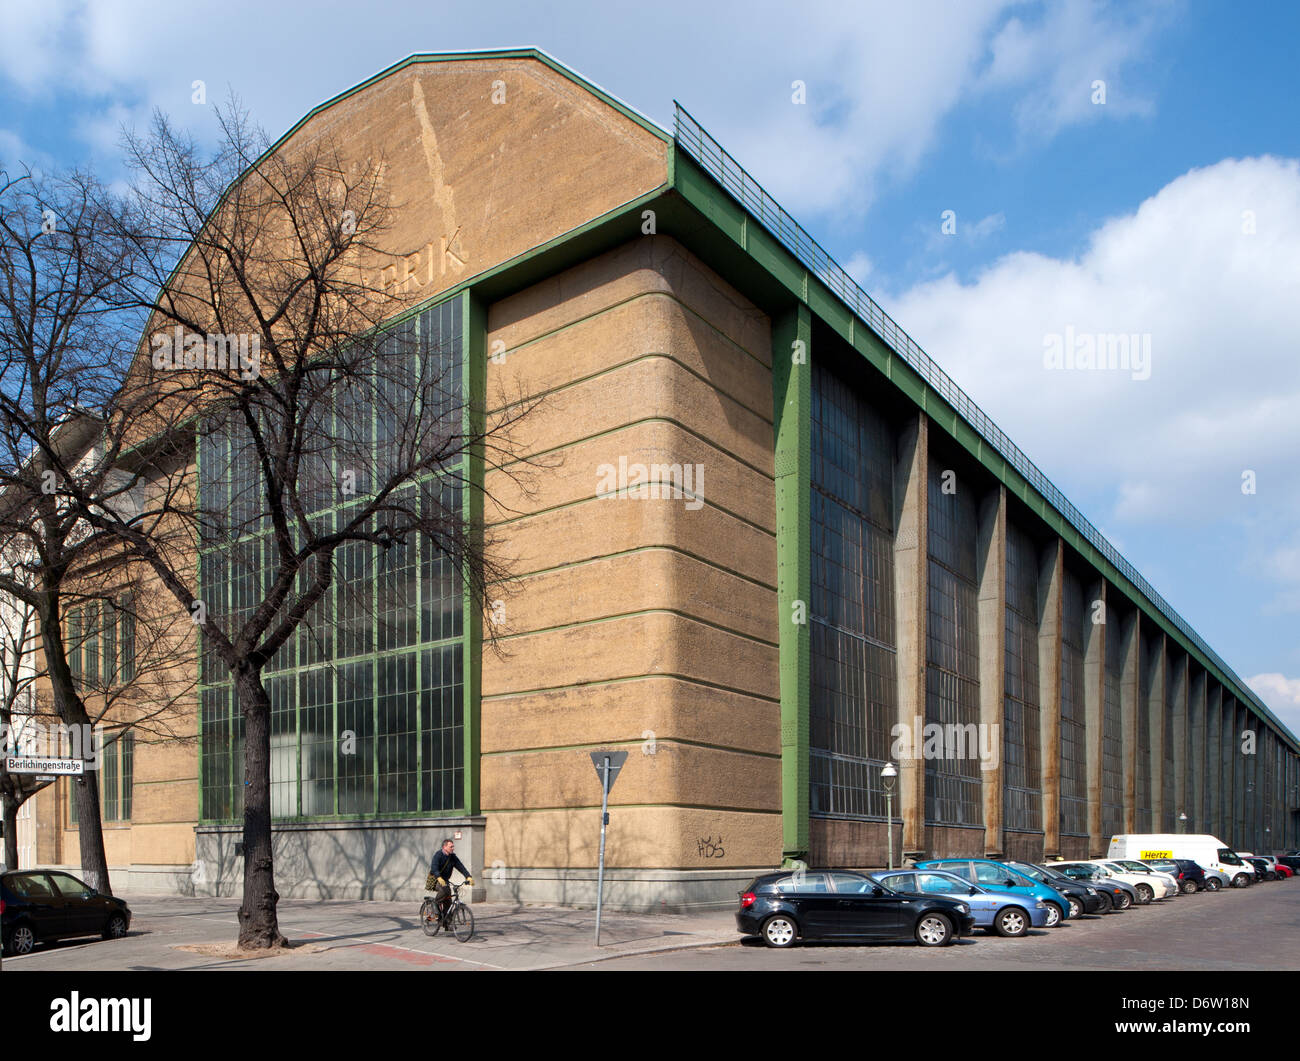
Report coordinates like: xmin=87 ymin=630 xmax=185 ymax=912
xmin=569 ymin=880 xmax=1300 ymax=970
xmin=1 ymin=895 xmax=737 ymax=972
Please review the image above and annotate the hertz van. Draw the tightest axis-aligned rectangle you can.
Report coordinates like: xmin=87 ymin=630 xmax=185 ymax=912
xmin=1107 ymin=834 xmax=1255 ymax=888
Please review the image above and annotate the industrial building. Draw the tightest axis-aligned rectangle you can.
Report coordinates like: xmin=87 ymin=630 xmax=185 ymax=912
xmin=23 ymin=49 xmax=1300 ymax=909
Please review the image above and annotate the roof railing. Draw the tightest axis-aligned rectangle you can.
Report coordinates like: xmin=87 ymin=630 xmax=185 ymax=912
xmin=673 ymin=101 xmax=1292 ymax=745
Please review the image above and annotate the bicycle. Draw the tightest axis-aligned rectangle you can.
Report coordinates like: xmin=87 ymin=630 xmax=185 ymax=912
xmin=420 ymin=880 xmax=474 ymax=942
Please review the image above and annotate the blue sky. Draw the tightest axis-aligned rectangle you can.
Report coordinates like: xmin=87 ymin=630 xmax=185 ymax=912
xmin=2 ymin=0 xmax=1298 ymax=733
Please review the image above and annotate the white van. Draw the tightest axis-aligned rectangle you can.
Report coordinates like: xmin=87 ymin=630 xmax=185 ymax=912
xmin=1107 ymin=834 xmax=1255 ymax=888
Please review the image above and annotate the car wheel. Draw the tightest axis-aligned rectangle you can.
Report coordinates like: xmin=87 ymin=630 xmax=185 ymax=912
xmin=994 ymin=907 xmax=1029 ymax=937
xmin=6 ymin=923 xmax=36 ymax=955
xmin=1232 ymin=874 xmax=1249 ymax=889
xmin=103 ymin=914 xmax=128 ymax=941
xmin=1066 ymin=896 xmax=1083 ymax=919
xmin=1135 ymin=883 xmax=1153 ymax=904
xmin=1180 ymin=879 xmax=1197 ymax=895
xmin=915 ymin=913 xmax=953 ymax=947
xmin=1113 ymin=890 xmax=1133 ymax=910
xmin=1266 ymin=871 xmax=1277 ymax=882
xmin=760 ymin=914 xmax=798 ymax=949
xmin=1095 ymin=890 xmax=1113 ymax=913
xmin=1204 ymin=877 xmax=1221 ymax=892
xmin=1043 ymin=902 xmax=1063 ymax=928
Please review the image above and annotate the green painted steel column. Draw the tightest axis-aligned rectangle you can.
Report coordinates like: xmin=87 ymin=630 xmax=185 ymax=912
xmin=773 ymin=303 xmax=812 ymax=862
xmin=461 ymin=289 xmax=486 ymax=816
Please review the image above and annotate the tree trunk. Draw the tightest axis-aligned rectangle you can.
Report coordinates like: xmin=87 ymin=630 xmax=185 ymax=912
xmin=236 ymin=666 xmax=285 ymax=949
xmin=38 ymin=596 xmax=112 ymax=894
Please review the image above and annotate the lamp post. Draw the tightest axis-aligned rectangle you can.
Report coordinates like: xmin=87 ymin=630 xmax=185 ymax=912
xmin=1178 ymin=811 xmax=1188 ymax=834
xmin=882 ymin=762 xmax=898 ymax=871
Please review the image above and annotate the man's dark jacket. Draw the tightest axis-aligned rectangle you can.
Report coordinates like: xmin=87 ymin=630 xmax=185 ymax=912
xmin=431 ymin=849 xmax=471 ymax=881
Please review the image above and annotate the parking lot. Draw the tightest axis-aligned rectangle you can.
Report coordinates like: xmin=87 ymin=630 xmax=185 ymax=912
xmin=4 ymin=873 xmax=1299 ymax=973
xmin=581 ymin=877 xmax=1300 ymax=970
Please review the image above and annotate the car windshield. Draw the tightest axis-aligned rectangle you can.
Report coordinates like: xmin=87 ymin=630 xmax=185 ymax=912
xmin=1009 ymin=862 xmax=1047 ymax=881
xmin=1218 ymin=849 xmax=1243 ymax=866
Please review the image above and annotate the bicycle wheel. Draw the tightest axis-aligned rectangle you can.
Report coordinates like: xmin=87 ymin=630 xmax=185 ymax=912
xmin=451 ymin=902 xmax=475 ymax=942
xmin=420 ymin=898 xmax=441 ymax=936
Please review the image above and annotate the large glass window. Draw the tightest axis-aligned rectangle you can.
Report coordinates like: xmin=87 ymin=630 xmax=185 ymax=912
xmin=197 ymin=297 xmax=466 ymax=821
xmin=809 ymin=360 xmax=897 ymax=820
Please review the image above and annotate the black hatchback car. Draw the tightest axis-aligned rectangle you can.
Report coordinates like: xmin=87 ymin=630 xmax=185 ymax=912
xmin=1 ymin=870 xmax=131 ymax=955
xmin=737 ymin=870 xmax=975 ymax=948
xmin=1145 ymin=858 xmax=1206 ymax=892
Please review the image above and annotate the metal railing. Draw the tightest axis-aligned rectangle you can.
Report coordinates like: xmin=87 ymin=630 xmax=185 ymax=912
xmin=673 ymin=102 xmax=1290 ymax=743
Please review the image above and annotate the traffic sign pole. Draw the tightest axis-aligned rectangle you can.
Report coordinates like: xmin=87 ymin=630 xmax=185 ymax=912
xmin=595 ymin=756 xmax=610 ymax=946
xmin=588 ymin=749 xmax=627 ymax=947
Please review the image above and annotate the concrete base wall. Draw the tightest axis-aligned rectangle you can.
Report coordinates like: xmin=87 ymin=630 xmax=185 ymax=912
xmin=192 ymin=817 xmax=487 ymax=902
xmin=482 ymin=867 xmax=754 ymax=912
xmin=810 ymin=817 xmax=903 ymax=869
xmin=1054 ymin=835 xmax=1092 ymax=859
xmin=1002 ymin=830 xmax=1047 ymax=862
xmin=923 ymin=825 xmax=986 ymax=859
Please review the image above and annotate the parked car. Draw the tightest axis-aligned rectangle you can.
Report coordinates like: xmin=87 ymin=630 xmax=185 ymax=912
xmin=736 ymin=870 xmax=976 ymax=948
xmin=1107 ymin=859 xmax=1182 ymax=899
xmin=1144 ymin=857 xmax=1206 ymax=893
xmin=1003 ymin=860 xmax=1107 ymax=917
xmin=913 ymin=859 xmax=1071 ymax=926
xmin=1087 ymin=860 xmax=1178 ymax=901
xmin=1244 ymin=856 xmax=1276 ymax=881
xmin=871 ymin=868 xmax=1051 ymax=937
xmin=1 ymin=870 xmax=131 ymax=955
xmin=1046 ymin=861 xmax=1140 ymax=909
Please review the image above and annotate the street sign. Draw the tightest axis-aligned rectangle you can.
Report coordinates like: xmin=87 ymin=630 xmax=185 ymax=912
xmin=589 ymin=750 xmax=627 ymax=790
xmin=590 ymin=749 xmax=628 ymax=947
xmin=4 ymin=756 xmax=83 ymax=775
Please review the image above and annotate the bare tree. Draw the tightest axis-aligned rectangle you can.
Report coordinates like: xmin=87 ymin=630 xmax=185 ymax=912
xmin=71 ymin=102 xmax=534 ymax=948
xmin=0 ymin=165 xmax=178 ymax=892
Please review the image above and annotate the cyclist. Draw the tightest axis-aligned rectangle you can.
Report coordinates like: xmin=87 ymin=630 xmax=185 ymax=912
xmin=430 ymin=838 xmax=474 ymax=922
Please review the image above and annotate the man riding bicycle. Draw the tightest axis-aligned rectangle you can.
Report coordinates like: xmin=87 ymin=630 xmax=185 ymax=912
xmin=429 ymin=838 xmax=474 ymax=921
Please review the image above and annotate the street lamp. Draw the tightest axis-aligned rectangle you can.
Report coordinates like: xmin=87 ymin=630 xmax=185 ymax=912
xmin=882 ymin=762 xmax=898 ymax=871
xmin=1178 ymin=811 xmax=1188 ymax=834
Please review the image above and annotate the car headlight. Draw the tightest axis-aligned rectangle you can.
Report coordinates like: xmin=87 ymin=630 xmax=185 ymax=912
xmin=1086 ymin=887 xmax=1097 ymax=895
xmin=1034 ymin=901 xmax=1045 ymax=908
xmin=956 ymin=903 xmax=969 ymax=914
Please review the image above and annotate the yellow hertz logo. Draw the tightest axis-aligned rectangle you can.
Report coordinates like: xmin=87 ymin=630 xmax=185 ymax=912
xmin=1140 ymin=850 xmax=1173 ymax=859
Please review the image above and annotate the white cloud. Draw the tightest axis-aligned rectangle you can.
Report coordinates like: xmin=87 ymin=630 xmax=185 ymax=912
xmin=978 ymin=0 xmax=1168 ymax=138
xmin=0 ymin=1 xmax=1174 ymax=214
xmin=1248 ymin=673 xmax=1300 ymax=737
xmin=879 ymin=156 xmax=1300 ymax=669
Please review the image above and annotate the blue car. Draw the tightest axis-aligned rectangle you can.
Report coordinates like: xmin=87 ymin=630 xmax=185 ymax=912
xmin=872 ymin=868 xmax=1051 ymax=937
xmin=914 ymin=859 xmax=1071 ymax=927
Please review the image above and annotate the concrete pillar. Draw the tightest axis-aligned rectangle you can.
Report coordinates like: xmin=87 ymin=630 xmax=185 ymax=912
xmin=1171 ymin=653 xmax=1189 ymax=833
xmin=1120 ymin=610 xmax=1140 ymax=835
xmin=1037 ymin=539 xmax=1064 ymax=855
xmin=1190 ymin=669 xmax=1206 ymax=831
xmin=892 ymin=412 xmax=928 ymax=856
xmin=976 ymin=485 xmax=1006 ymax=855
xmin=772 ymin=304 xmax=812 ymax=862
xmin=1148 ymin=633 xmax=1167 ymax=832
xmin=1084 ymin=579 xmax=1106 ymax=853
xmin=1207 ymin=684 xmax=1222 ymax=835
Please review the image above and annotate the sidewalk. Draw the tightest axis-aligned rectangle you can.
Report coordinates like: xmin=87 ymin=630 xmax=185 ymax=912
xmin=2 ymin=894 xmax=740 ymax=971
